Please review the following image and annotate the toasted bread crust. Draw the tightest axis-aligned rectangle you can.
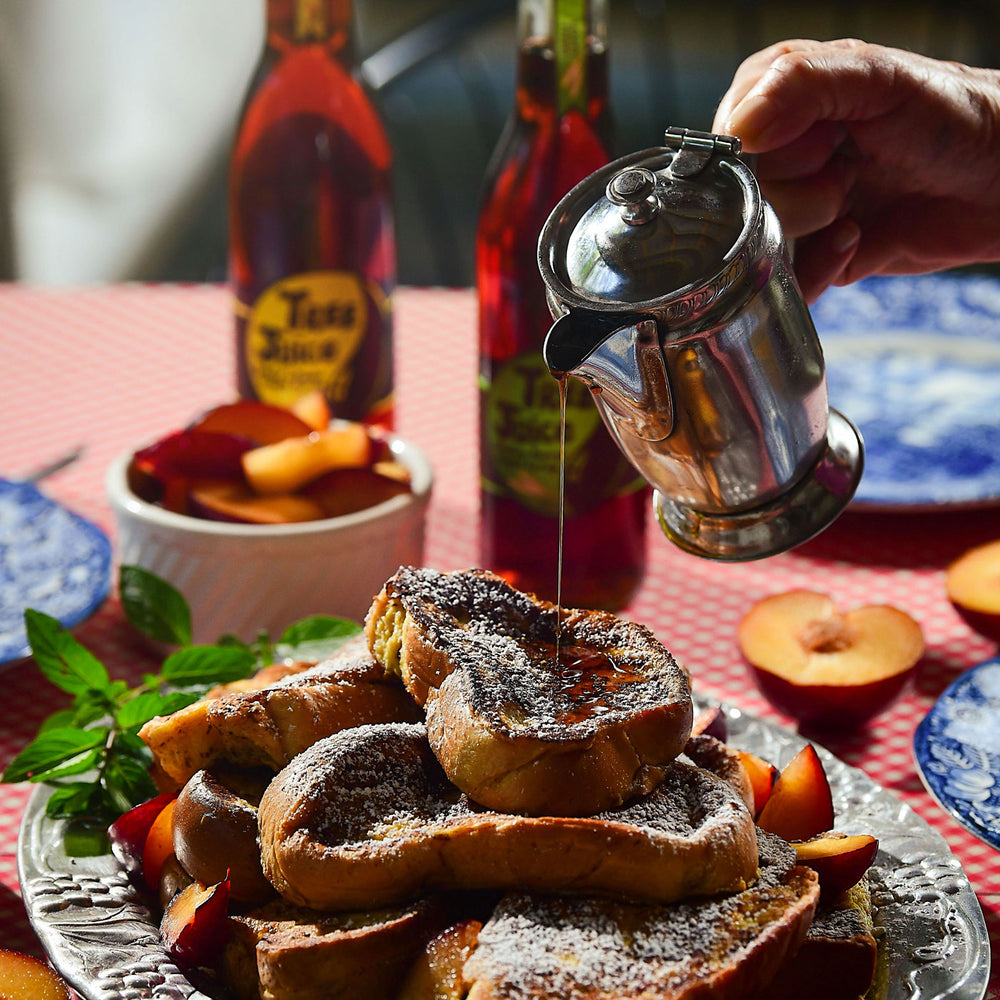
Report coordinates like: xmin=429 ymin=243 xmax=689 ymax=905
xmin=682 ymin=733 xmax=756 ymax=815
xmin=139 ymin=636 xmax=422 ymax=788
xmin=223 ymin=897 xmax=447 ymax=1000
xmin=462 ymin=833 xmax=819 ymax=1000
xmin=366 ymin=567 xmax=693 ymax=816
xmin=258 ymin=723 xmax=757 ymax=912
xmin=768 ymin=878 xmax=877 ymax=1000
xmin=173 ymin=766 xmax=275 ymax=905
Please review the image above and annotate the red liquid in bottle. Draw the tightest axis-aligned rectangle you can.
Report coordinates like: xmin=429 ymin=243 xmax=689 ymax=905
xmin=230 ymin=2 xmax=395 ymax=428
xmin=478 ymin=35 xmax=648 ymax=612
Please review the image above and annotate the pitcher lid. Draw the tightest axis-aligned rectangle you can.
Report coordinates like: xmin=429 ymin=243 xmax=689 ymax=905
xmin=538 ymin=128 xmax=761 ymax=310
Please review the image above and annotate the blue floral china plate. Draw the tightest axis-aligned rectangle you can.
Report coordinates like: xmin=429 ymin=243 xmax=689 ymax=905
xmin=914 ymin=657 xmax=1000 ymax=851
xmin=812 ymin=273 xmax=1000 ymax=510
xmin=0 ymin=478 xmax=112 ymax=665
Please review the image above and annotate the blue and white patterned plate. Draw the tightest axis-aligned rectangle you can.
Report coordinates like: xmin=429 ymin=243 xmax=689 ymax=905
xmin=0 ymin=479 xmax=112 ymax=665
xmin=914 ymin=657 xmax=1000 ymax=852
xmin=812 ymin=273 xmax=1000 ymax=510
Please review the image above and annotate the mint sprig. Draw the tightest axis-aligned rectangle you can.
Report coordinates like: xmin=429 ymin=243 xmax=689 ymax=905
xmin=2 ymin=565 xmax=361 ymax=855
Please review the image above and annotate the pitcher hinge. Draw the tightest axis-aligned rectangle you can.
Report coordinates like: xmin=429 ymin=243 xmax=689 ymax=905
xmin=664 ymin=127 xmax=742 ymax=177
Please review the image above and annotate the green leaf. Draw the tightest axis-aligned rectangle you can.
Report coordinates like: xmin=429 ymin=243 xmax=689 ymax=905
xmin=2 ymin=728 xmax=108 ymax=784
xmin=25 ymin=610 xmax=110 ymax=696
xmin=161 ymin=645 xmax=255 ymax=686
xmin=119 ymin=565 xmax=192 ymax=645
xmin=70 ymin=690 xmax=117 ymax=728
xmin=37 ymin=710 xmax=77 ymax=734
xmin=115 ymin=692 xmax=175 ymax=730
xmin=113 ymin=730 xmax=154 ymax=761
xmin=156 ymin=690 xmax=205 ymax=715
xmin=45 ymin=782 xmax=101 ymax=820
xmin=32 ymin=748 xmax=103 ymax=781
xmin=104 ymin=752 xmax=158 ymax=811
xmin=280 ymin=615 xmax=361 ymax=645
xmin=62 ymin=818 xmax=111 ymax=857
xmin=274 ymin=615 xmax=362 ymax=662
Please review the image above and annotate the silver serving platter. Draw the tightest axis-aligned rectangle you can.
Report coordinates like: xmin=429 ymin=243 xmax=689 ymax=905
xmin=18 ymin=703 xmax=992 ymax=1000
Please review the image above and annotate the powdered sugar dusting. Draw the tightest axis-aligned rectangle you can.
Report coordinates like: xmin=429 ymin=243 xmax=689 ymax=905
xmin=267 ymin=725 xmax=752 ymax=870
xmin=386 ymin=567 xmax=690 ymax=739
xmin=465 ymin=834 xmax=811 ymax=998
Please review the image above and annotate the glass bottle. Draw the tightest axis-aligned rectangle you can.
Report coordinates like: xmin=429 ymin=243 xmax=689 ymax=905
xmin=230 ymin=0 xmax=395 ymax=428
xmin=477 ymin=0 xmax=648 ymax=610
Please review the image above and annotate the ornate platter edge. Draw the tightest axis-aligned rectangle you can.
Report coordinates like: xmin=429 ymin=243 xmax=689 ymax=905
xmin=16 ymin=702 xmax=992 ymax=1000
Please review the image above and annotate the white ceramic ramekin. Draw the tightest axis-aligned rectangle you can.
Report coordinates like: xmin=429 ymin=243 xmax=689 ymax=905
xmin=105 ymin=436 xmax=432 ymax=644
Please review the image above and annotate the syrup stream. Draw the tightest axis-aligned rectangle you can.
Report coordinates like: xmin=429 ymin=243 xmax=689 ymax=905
xmin=556 ymin=375 xmax=567 ymax=662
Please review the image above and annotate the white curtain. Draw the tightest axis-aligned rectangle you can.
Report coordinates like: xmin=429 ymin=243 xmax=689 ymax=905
xmin=0 ymin=0 xmax=262 ymax=283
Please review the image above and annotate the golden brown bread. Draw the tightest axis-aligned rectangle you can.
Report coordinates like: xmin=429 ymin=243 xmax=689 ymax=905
xmin=365 ymin=567 xmax=693 ymax=816
xmin=172 ymin=765 xmax=275 ymax=904
xmin=139 ymin=636 xmax=422 ymax=788
xmin=222 ymin=896 xmax=447 ymax=1000
xmin=682 ymin=732 xmax=755 ymax=814
xmin=258 ymin=722 xmax=757 ymax=913
xmin=462 ymin=833 xmax=819 ymax=1000
xmin=396 ymin=919 xmax=484 ymax=1000
xmin=768 ymin=878 xmax=877 ymax=1000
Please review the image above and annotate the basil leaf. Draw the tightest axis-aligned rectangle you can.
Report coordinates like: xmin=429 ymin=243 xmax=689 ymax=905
xmin=156 ymin=690 xmax=205 ymax=715
xmin=275 ymin=616 xmax=362 ymax=662
xmin=104 ymin=752 xmax=158 ymax=810
xmin=37 ymin=710 xmax=77 ymax=734
xmin=32 ymin=748 xmax=103 ymax=781
xmin=71 ymin=690 xmax=117 ymax=728
xmin=25 ymin=610 xmax=110 ymax=696
xmin=3 ymin=727 xmax=108 ymax=784
xmin=45 ymin=783 xmax=101 ymax=820
xmin=110 ymin=732 xmax=154 ymax=775
xmin=119 ymin=565 xmax=192 ymax=646
xmin=62 ymin=818 xmax=111 ymax=858
xmin=115 ymin=692 xmax=176 ymax=730
xmin=280 ymin=615 xmax=361 ymax=645
xmin=161 ymin=645 xmax=255 ymax=686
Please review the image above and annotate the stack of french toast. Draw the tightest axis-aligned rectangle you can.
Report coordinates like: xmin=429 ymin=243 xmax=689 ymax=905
xmin=139 ymin=566 xmax=879 ymax=1000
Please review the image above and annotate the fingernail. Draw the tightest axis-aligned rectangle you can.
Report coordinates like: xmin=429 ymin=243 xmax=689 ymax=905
xmin=725 ymin=94 xmax=780 ymax=149
xmin=832 ymin=218 xmax=861 ymax=255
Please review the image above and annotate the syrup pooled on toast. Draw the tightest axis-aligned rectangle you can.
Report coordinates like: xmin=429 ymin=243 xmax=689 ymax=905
xmin=550 ymin=644 xmax=642 ymax=726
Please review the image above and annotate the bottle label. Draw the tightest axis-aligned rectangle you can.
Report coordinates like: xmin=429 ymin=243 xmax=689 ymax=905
xmin=555 ymin=0 xmax=588 ymax=115
xmin=482 ymin=350 xmax=639 ymax=517
xmin=244 ymin=270 xmax=367 ymax=409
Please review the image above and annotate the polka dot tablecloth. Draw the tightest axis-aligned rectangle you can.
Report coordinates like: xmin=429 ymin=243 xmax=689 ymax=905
xmin=0 ymin=283 xmax=997 ymax=995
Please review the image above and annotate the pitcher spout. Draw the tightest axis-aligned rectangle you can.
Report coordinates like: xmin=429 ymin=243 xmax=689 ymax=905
xmin=543 ymin=311 xmax=673 ymax=442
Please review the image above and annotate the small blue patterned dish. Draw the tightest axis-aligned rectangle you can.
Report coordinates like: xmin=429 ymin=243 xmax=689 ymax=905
xmin=0 ymin=479 xmax=112 ymax=665
xmin=812 ymin=273 xmax=1000 ymax=510
xmin=914 ymin=657 xmax=1000 ymax=852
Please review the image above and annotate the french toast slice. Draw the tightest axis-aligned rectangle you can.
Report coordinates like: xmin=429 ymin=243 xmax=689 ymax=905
xmin=397 ymin=919 xmax=484 ymax=1000
xmin=462 ymin=832 xmax=819 ymax=1000
xmin=365 ymin=567 xmax=693 ymax=816
xmin=172 ymin=765 xmax=275 ymax=904
xmin=682 ymin=732 xmax=755 ymax=814
xmin=139 ymin=636 xmax=422 ymax=789
xmin=768 ymin=877 xmax=877 ymax=1000
xmin=222 ymin=896 xmax=448 ymax=1000
xmin=258 ymin=722 xmax=757 ymax=912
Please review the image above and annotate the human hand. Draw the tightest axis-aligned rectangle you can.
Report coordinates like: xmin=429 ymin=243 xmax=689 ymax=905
xmin=713 ymin=39 xmax=1000 ymax=301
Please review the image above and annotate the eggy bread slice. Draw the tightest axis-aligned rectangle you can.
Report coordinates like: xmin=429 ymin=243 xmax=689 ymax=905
xmin=461 ymin=832 xmax=819 ymax=1000
xmin=768 ymin=877 xmax=878 ymax=1000
xmin=682 ymin=732 xmax=755 ymax=814
xmin=222 ymin=896 xmax=448 ymax=1000
xmin=365 ymin=567 xmax=693 ymax=816
xmin=258 ymin=722 xmax=757 ymax=912
xmin=140 ymin=636 xmax=422 ymax=789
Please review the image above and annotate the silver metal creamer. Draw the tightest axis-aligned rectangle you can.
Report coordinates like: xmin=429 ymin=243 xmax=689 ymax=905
xmin=538 ymin=127 xmax=864 ymax=560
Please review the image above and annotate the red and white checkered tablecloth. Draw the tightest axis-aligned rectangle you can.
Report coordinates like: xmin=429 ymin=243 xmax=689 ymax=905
xmin=0 ymin=283 xmax=997 ymax=994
